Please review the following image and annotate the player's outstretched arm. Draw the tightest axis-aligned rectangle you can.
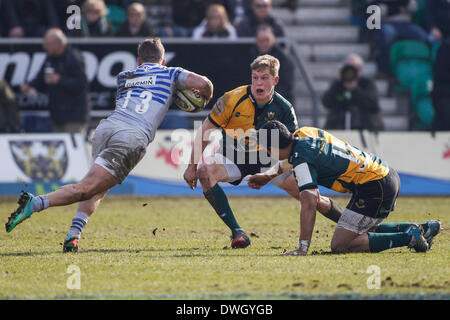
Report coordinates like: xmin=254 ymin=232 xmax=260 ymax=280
xmin=185 ymin=72 xmax=213 ymax=104
xmin=247 ymin=160 xmax=293 ymax=189
xmin=282 ymin=189 xmax=319 ymax=256
xmin=183 ymin=117 xmax=219 ymax=189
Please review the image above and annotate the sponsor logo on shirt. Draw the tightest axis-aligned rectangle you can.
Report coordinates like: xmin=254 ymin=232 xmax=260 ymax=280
xmin=125 ymin=75 xmax=157 ymax=88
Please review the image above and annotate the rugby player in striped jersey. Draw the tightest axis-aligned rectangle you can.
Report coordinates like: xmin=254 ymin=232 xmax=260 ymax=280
xmin=5 ymin=38 xmax=213 ymax=252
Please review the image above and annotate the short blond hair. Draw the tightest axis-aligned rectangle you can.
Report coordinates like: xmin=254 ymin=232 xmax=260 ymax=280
xmin=250 ymin=54 xmax=280 ymax=77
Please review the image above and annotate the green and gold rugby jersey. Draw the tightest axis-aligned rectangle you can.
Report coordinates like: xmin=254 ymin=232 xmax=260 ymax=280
xmin=208 ymin=85 xmax=298 ymax=152
xmin=289 ymin=127 xmax=390 ymax=193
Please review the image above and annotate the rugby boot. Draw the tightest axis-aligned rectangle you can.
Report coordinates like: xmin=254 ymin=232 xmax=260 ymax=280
xmin=406 ymin=224 xmax=429 ymax=252
xmin=423 ymin=220 xmax=442 ymax=249
xmin=231 ymin=229 xmax=251 ymax=249
xmin=63 ymin=234 xmax=79 ymax=253
xmin=5 ymin=191 xmax=37 ymax=233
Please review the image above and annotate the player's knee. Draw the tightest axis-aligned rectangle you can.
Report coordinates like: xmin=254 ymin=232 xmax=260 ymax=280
xmin=330 ymin=240 xmax=348 ymax=253
xmin=74 ymin=183 xmax=96 ymax=201
xmin=197 ymin=164 xmax=213 ymax=182
xmin=317 ymin=196 xmax=331 ymax=213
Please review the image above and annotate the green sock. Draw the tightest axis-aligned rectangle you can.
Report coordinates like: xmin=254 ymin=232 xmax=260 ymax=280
xmin=375 ymin=222 xmax=429 ymax=233
xmin=204 ymin=183 xmax=240 ymax=231
xmin=368 ymin=232 xmax=411 ymax=253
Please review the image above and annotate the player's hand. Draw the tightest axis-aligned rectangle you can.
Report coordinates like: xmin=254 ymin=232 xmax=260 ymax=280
xmin=45 ymin=73 xmax=60 ymax=85
xmin=247 ymin=173 xmax=270 ymax=189
xmin=183 ymin=164 xmax=198 ymax=190
xmin=431 ymin=27 xmax=442 ymax=41
xmin=20 ymin=84 xmax=38 ymax=96
xmin=281 ymin=249 xmax=307 ymax=256
xmin=343 ymin=80 xmax=358 ymax=91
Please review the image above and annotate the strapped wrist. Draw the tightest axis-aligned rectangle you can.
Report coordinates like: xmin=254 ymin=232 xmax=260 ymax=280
xmin=298 ymin=240 xmax=310 ymax=252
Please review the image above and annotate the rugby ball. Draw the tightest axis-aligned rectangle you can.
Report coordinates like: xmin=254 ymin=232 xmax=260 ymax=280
xmin=173 ymin=89 xmax=206 ymax=113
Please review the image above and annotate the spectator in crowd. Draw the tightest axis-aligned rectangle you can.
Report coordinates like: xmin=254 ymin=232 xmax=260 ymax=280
xmin=70 ymin=0 xmax=113 ymax=37
xmin=236 ymin=0 xmax=285 ymax=37
xmin=250 ymin=25 xmax=293 ymax=102
xmin=159 ymin=0 xmax=237 ymax=37
xmin=370 ymin=0 xmax=433 ymax=76
xmin=322 ymin=53 xmax=384 ymax=132
xmin=6 ymin=0 xmax=59 ymax=38
xmin=20 ymin=28 xmax=90 ymax=135
xmin=192 ymin=4 xmax=237 ymax=39
xmin=0 ymin=79 xmax=20 ymax=133
xmin=432 ymin=38 xmax=450 ymax=131
xmin=207 ymin=0 xmax=251 ymax=26
xmin=228 ymin=0 xmax=251 ymax=26
xmin=115 ymin=2 xmax=154 ymax=37
xmin=424 ymin=0 xmax=450 ymax=41
xmin=160 ymin=0 xmax=209 ymax=37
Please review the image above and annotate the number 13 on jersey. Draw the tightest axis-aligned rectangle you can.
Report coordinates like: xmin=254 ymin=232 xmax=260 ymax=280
xmin=121 ymin=90 xmax=153 ymax=114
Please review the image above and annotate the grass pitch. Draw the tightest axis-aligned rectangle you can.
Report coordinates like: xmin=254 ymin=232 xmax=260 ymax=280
xmin=0 ymin=196 xmax=448 ymax=299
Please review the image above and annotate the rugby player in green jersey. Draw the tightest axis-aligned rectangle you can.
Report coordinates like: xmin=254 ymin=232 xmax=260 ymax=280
xmin=248 ymin=120 xmax=442 ymax=255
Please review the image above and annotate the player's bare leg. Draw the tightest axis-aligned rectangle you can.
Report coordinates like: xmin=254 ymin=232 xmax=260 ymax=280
xmin=331 ymin=223 xmax=430 ymax=254
xmin=197 ymin=159 xmax=251 ymax=248
xmin=48 ymin=164 xmax=118 ymax=206
xmin=277 ymin=174 xmax=299 ymax=200
xmin=197 ymin=161 xmax=229 ymax=192
xmin=331 ymin=227 xmax=366 ymax=253
xmin=317 ymin=196 xmax=343 ymax=223
xmin=77 ymin=190 xmax=109 ymax=217
xmin=63 ymin=190 xmax=109 ymax=253
xmin=6 ymin=164 xmax=118 ymax=233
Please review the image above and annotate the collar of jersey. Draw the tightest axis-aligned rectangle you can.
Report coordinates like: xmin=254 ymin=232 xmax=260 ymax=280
xmin=247 ymin=85 xmax=273 ymax=109
xmin=139 ymin=62 xmax=159 ymax=68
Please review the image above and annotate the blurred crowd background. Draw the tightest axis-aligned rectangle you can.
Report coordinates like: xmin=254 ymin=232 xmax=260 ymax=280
xmin=0 ymin=0 xmax=449 ymax=135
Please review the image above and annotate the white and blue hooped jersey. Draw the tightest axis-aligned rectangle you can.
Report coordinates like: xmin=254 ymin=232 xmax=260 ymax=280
xmin=108 ymin=62 xmax=190 ymax=142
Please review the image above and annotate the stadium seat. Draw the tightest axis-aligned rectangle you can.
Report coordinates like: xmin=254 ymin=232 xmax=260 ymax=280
xmin=394 ymin=60 xmax=432 ymax=89
xmin=411 ymin=77 xmax=433 ymax=105
xmin=411 ymin=78 xmax=435 ymax=129
xmin=414 ymin=98 xmax=435 ymax=129
xmin=390 ymin=40 xmax=430 ymax=72
xmin=106 ymin=5 xmax=126 ymax=35
xmin=390 ymin=40 xmax=431 ymax=90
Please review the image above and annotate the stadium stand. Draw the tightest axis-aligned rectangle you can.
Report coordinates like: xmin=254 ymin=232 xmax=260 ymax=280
xmin=271 ymin=0 xmax=404 ymax=130
xmin=389 ymin=40 xmax=432 ymax=90
xmin=1 ymin=0 xmax=445 ymax=132
xmin=106 ymin=3 xmax=126 ymax=34
xmin=271 ymin=0 xmax=446 ymax=131
xmin=431 ymin=37 xmax=450 ymax=131
xmin=410 ymin=76 xmax=434 ymax=129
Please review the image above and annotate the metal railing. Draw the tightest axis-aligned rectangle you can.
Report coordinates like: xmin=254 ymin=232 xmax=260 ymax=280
xmin=286 ymin=40 xmax=319 ymax=127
